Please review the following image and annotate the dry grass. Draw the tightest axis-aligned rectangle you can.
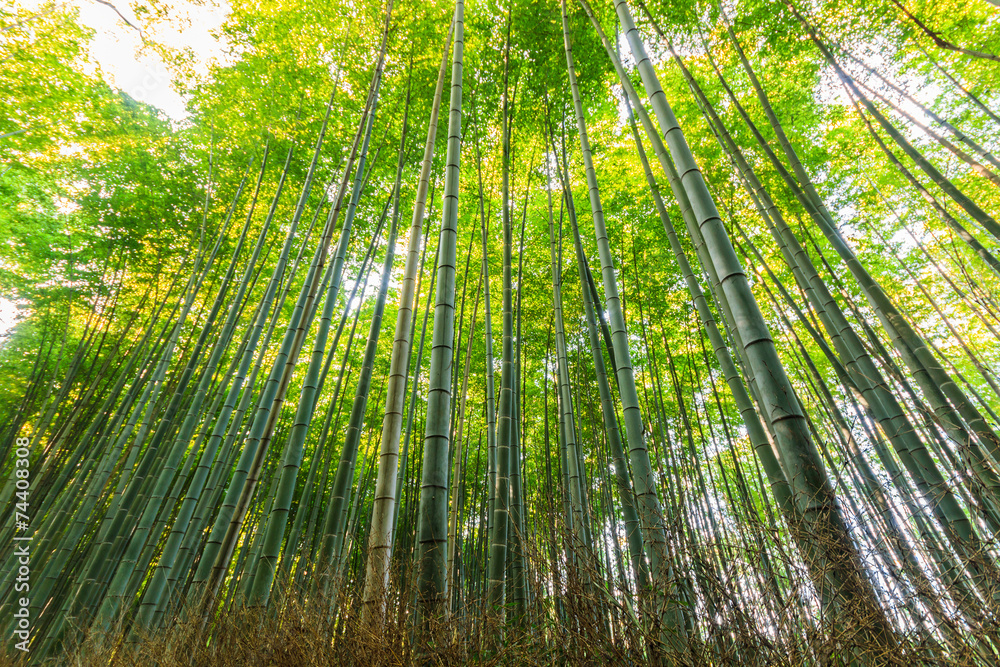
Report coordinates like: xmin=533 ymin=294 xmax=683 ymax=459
xmin=3 ymin=521 xmax=997 ymax=666
xmin=21 ymin=606 xmax=987 ymax=667
xmin=2 ymin=581 xmax=992 ymax=664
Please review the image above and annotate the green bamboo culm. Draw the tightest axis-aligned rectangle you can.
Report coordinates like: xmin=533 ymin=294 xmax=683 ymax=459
xmin=413 ymin=0 xmax=464 ymax=642
xmin=363 ymin=21 xmax=453 ymax=622
xmin=487 ymin=6 xmax=515 ymax=617
xmin=562 ymin=0 xmax=687 ymax=648
xmin=318 ymin=63 xmax=410 ymax=599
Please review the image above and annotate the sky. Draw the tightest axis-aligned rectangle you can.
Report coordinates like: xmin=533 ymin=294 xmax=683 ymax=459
xmin=1 ymin=0 xmax=230 ymax=337
xmin=74 ymin=0 xmax=232 ymax=122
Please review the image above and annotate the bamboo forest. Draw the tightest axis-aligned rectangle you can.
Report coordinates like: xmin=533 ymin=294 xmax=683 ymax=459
xmin=4 ymin=0 xmax=1000 ymax=663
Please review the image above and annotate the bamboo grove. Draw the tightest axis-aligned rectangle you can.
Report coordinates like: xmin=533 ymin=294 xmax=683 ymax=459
xmin=2 ymin=0 xmax=1000 ymax=663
